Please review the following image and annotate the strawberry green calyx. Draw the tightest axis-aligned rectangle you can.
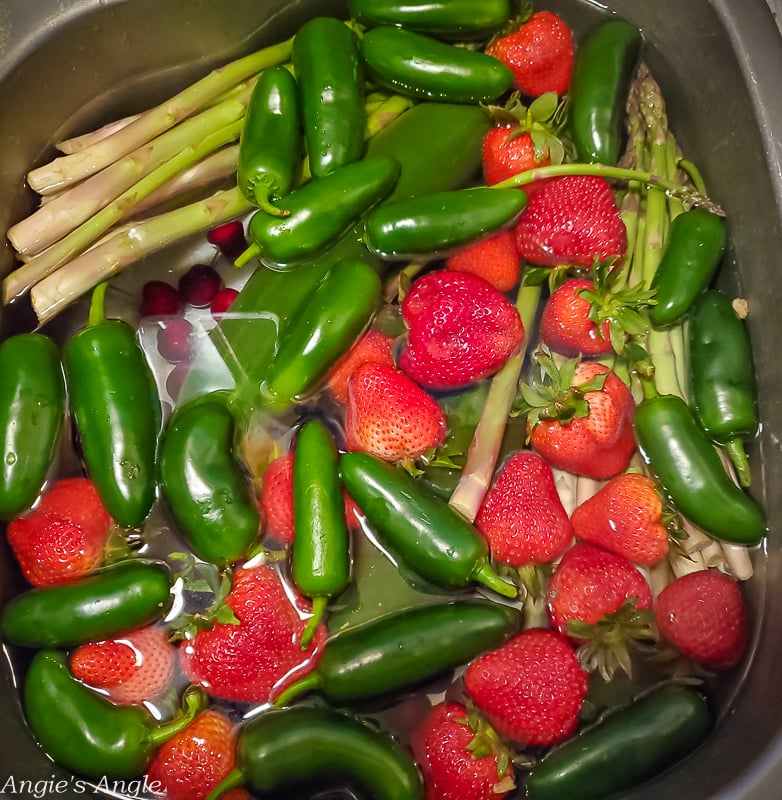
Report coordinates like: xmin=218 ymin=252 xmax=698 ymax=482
xmin=460 ymin=709 xmax=517 ymax=792
xmin=515 ymin=351 xmax=608 ymax=430
xmin=577 ymin=261 xmax=657 ymax=354
xmin=567 ymin=597 xmax=658 ymax=682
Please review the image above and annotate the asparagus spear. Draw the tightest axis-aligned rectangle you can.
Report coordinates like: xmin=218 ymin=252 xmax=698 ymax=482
xmin=29 ymin=186 xmax=253 ymax=326
xmin=3 ymin=121 xmax=243 ymax=303
xmin=448 ymin=282 xmax=541 ymax=522
xmin=27 ymin=38 xmax=292 ymax=195
xmin=9 ymin=95 xmax=250 ymax=257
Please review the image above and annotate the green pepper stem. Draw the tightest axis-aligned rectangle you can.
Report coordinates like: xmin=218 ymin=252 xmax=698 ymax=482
xmin=234 ymin=242 xmax=262 ymax=268
xmin=271 ymin=672 xmax=320 ymax=709
xmin=300 ymin=596 xmax=328 ymax=650
xmin=88 ymin=282 xmax=109 ymax=327
xmin=205 ymin=767 xmax=246 ymax=800
xmin=145 ymin=686 xmax=206 ymax=749
xmin=472 ymin=560 xmax=518 ymax=599
xmin=253 ymin=185 xmax=290 ymax=217
xmin=725 ymin=437 xmax=752 ymax=488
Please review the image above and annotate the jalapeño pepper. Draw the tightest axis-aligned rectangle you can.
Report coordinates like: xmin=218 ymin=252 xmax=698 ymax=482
xmin=340 ymin=452 xmax=517 ymax=597
xmin=649 ymin=208 xmax=727 ymax=328
xmin=360 ymin=26 xmax=514 ymax=104
xmin=525 ymin=684 xmax=711 ymax=800
xmin=259 ymin=259 xmax=381 ymax=410
xmin=211 ymin=102 xmax=491 ymax=397
xmin=206 ymin=706 xmax=423 ymax=800
xmin=293 ymin=16 xmax=365 ymax=178
xmin=237 ymin=64 xmax=302 ymax=215
xmin=24 ymin=650 xmax=203 ymax=779
xmin=568 ymin=18 xmax=643 ymax=165
xmin=689 ymin=290 xmax=759 ymax=487
xmin=363 ymin=186 xmax=526 ymax=259
xmin=292 ymin=420 xmax=351 ymax=648
xmin=634 ymin=378 xmax=766 ymax=546
xmin=0 ymin=559 xmax=172 ymax=648
xmin=235 ymin=156 xmax=400 ymax=267
xmin=0 ymin=333 xmax=65 ymax=520
xmin=62 ymin=282 xmax=161 ymax=528
xmin=274 ymin=599 xmax=521 ymax=708
xmin=158 ymin=393 xmax=261 ymax=568
xmin=348 ymin=0 xmax=511 ymax=41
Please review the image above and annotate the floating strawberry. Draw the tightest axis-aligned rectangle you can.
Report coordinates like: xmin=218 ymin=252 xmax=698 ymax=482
xmin=7 ymin=477 xmax=113 ymax=587
xmin=486 ymin=11 xmax=575 ymax=97
xmin=178 ymin=564 xmax=326 ymax=703
xmin=655 ymin=569 xmax=748 ymax=669
xmin=326 ymin=329 xmax=396 ymax=405
xmin=70 ymin=625 xmax=176 ymax=706
xmin=146 ymin=709 xmax=250 ymax=800
xmin=546 ymin=542 xmax=656 ymax=679
xmin=400 ymin=270 xmax=524 ymax=390
xmin=258 ymin=450 xmax=361 ymax=545
xmin=571 ymin=472 xmax=671 ymax=565
xmin=465 ymin=628 xmax=588 ymax=747
xmin=345 ymin=362 xmax=447 ymax=463
xmin=515 ymin=176 xmax=627 ymax=268
xmin=446 ymin=229 xmax=521 ymax=293
xmin=475 ymin=450 xmax=573 ymax=568
xmin=518 ymin=355 xmax=636 ymax=479
xmin=410 ymin=701 xmax=516 ymax=800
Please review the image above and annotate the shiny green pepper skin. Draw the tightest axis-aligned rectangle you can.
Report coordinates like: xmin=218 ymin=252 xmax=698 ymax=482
xmin=62 ymin=283 xmax=161 ymax=528
xmin=360 ymin=26 xmax=514 ymax=104
xmin=24 ymin=650 xmax=203 ymax=779
xmin=206 ymin=706 xmax=423 ymax=800
xmin=0 ymin=559 xmax=172 ymax=648
xmin=0 ymin=333 xmax=65 ymax=520
xmin=158 ymin=393 xmax=261 ymax=568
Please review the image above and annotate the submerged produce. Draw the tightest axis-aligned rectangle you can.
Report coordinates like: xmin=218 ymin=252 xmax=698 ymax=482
xmin=0 ymin=3 xmax=768 ymax=800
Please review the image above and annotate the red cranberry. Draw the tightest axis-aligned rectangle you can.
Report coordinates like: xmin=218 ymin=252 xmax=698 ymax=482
xmin=178 ymin=264 xmax=223 ymax=308
xmin=166 ymin=363 xmax=191 ymax=400
xmin=157 ymin=318 xmax=195 ymax=363
xmin=139 ymin=280 xmax=182 ymax=318
xmin=207 ymin=220 xmax=248 ymax=259
xmin=210 ymin=288 xmax=239 ymax=316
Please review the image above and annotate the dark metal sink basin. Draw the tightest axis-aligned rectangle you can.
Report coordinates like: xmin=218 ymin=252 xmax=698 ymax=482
xmin=0 ymin=1 xmax=781 ymax=798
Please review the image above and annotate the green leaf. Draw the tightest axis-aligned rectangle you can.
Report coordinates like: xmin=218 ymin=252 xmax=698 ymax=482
xmin=609 ymin=321 xmax=627 ymax=354
xmin=529 ymin=92 xmax=558 ymax=123
xmin=215 ymin=605 xmax=240 ymax=626
xmin=523 ymin=267 xmax=552 ymax=287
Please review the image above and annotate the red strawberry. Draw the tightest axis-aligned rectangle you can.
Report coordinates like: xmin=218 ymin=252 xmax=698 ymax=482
xmin=411 ymin=701 xmax=515 ymax=800
xmin=546 ymin=542 xmax=656 ymax=679
xmin=178 ymin=564 xmax=326 ymax=703
xmin=571 ymin=472 xmax=670 ymax=565
xmin=69 ymin=625 xmax=176 ymax=706
xmin=541 ymin=278 xmax=612 ymax=356
xmin=515 ymin=176 xmax=627 ymax=268
xmin=547 ymin=543 xmax=653 ymax=636
xmin=7 ymin=477 xmax=112 ymax=586
xmin=146 ymin=709 xmax=250 ymax=800
xmin=259 ymin=451 xmax=361 ymax=546
xmin=522 ymin=357 xmax=636 ymax=479
xmin=345 ymin=362 xmax=447 ymax=462
xmin=465 ymin=628 xmax=588 ymax=747
xmin=482 ymin=125 xmax=552 ymax=197
xmin=400 ymin=270 xmax=524 ymax=390
xmin=259 ymin=453 xmax=295 ymax=545
xmin=655 ymin=569 xmax=748 ymax=669
xmin=475 ymin=450 xmax=573 ymax=567
xmin=486 ymin=12 xmax=575 ymax=97
xmin=446 ymin=229 xmax=521 ymax=293
xmin=326 ymin=329 xmax=396 ymax=405
xmin=540 ymin=266 xmax=656 ymax=357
